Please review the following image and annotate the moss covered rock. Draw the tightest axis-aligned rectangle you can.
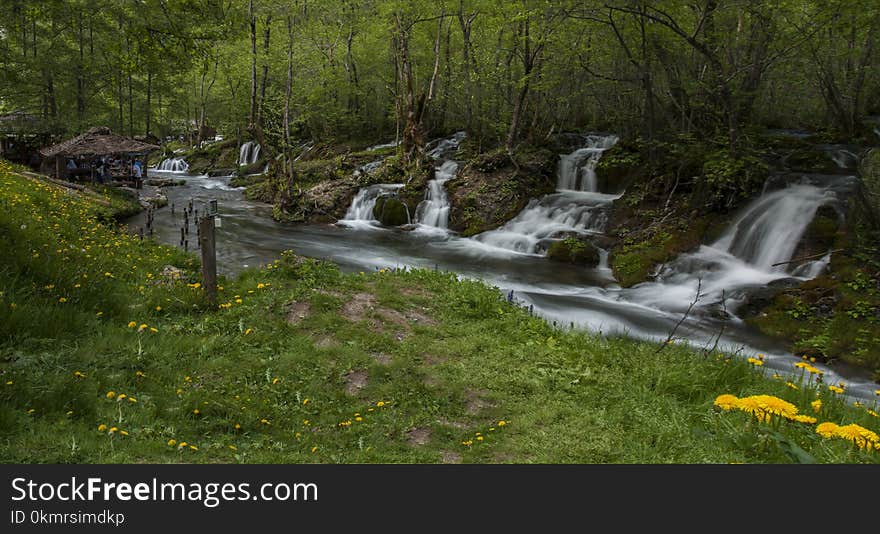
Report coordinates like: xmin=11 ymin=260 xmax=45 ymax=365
xmin=373 ymin=196 xmax=410 ymax=226
xmin=546 ymin=237 xmax=600 ymax=266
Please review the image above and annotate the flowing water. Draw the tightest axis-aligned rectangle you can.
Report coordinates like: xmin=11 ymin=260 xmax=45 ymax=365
xmin=153 ymin=157 xmax=189 ymax=173
xmin=239 ymin=141 xmax=261 ymax=166
xmin=131 ymin=137 xmax=878 ymax=400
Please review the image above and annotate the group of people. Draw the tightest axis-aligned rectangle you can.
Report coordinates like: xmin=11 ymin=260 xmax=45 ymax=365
xmin=65 ymin=156 xmax=143 ymax=183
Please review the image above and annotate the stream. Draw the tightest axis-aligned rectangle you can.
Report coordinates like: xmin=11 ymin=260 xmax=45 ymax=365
xmin=133 ymin=137 xmax=880 ymax=401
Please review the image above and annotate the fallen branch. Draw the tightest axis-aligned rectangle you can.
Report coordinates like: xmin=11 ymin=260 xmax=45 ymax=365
xmin=771 ymin=249 xmax=844 ymax=267
xmin=656 ymin=277 xmax=701 ymax=354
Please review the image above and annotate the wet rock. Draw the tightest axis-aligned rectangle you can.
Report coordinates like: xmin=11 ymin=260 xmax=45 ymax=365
xmin=546 ymin=237 xmax=601 ymax=266
xmin=373 ymin=196 xmax=410 ymax=226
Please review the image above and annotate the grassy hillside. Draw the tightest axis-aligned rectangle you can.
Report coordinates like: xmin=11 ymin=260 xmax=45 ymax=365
xmin=1 ymin=161 xmax=878 ymax=464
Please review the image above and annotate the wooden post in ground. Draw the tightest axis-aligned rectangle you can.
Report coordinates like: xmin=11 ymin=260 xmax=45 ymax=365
xmin=198 ymin=215 xmax=218 ymax=306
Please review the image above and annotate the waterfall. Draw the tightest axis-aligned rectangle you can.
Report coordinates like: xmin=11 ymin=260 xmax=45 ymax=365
xmin=474 ymin=192 xmax=618 ymax=255
xmin=155 ymin=157 xmax=189 ymax=173
xmin=557 ymin=135 xmax=619 ymax=192
xmin=427 ymin=131 xmax=467 ymax=160
xmin=473 ymin=134 xmax=620 ymax=254
xmin=239 ymin=141 xmax=261 ymax=166
xmin=338 ymin=184 xmax=405 ymax=225
xmin=415 ymin=160 xmax=458 ymax=229
xmin=625 ymin=182 xmax=842 ymax=314
xmin=712 ymin=184 xmax=836 ymax=271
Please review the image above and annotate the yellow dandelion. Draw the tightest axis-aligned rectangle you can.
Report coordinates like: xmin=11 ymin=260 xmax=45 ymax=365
xmin=867 ymin=410 xmax=878 ymax=418
xmin=120 ymin=430 xmax=129 ymax=436
xmin=245 ymin=328 xmax=253 ymax=335
xmin=311 ymin=446 xmax=318 ymax=453
xmin=98 ymin=424 xmax=107 ymax=432
xmin=272 ymin=378 xmax=280 ymax=385
xmin=260 ymin=418 xmax=270 ymax=425
xmin=167 ymin=439 xmax=176 ymax=446
xmin=828 ymin=385 xmax=845 ymax=394
xmin=178 ymin=442 xmax=188 ymax=448
xmin=812 ymin=399 xmax=823 ymax=413
xmin=303 ymin=398 xmax=310 ymax=405
xmin=476 ymin=436 xmax=484 ymax=441
xmin=117 ymin=393 xmax=126 ymax=401
xmin=127 ymin=397 xmax=137 ymax=403
xmin=5 ymin=381 xmax=12 ymax=385
xmin=108 ymin=427 xmax=118 ymax=434
xmin=137 ymin=324 xmax=147 ymax=332
xmin=155 ymin=306 xmax=162 ymax=311
xmin=498 ymin=420 xmax=507 ymax=426
xmin=355 ymin=416 xmax=363 ymax=422
xmin=58 ymin=297 xmax=67 ymax=303
xmin=66 ymin=411 xmax=73 ymax=416
xmin=193 ymin=409 xmax=200 ymax=415
xmin=189 ymin=445 xmax=198 ymax=451
xmin=149 ymin=327 xmax=158 ymax=333
xmin=127 ymin=321 xmax=137 ymax=328
xmin=747 ymin=357 xmax=764 ymax=367
xmin=713 ymin=394 xmax=739 ymax=411
xmin=785 ymin=382 xmax=798 ymax=390
xmin=376 ymin=401 xmax=385 ymax=407
xmin=229 ymin=445 xmax=237 ymax=451
xmin=135 ymin=371 xmax=146 ymax=378
xmin=792 ymin=415 xmax=817 ymax=424
xmin=96 ymin=311 xmax=103 ymax=317
xmin=816 ymin=422 xmax=839 ymax=438
xmin=106 ymin=391 xmax=116 ymax=399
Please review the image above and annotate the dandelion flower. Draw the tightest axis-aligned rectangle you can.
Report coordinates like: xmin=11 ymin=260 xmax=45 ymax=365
xmin=376 ymin=401 xmax=385 ymax=407
xmin=127 ymin=321 xmax=137 ymax=328
xmin=272 ymin=378 xmax=280 ymax=385
xmin=747 ymin=357 xmax=764 ymax=367
xmin=120 ymin=430 xmax=129 ymax=436
xmin=828 ymin=385 xmax=844 ymax=394
xmin=168 ymin=439 xmax=176 ymax=446
xmin=245 ymin=328 xmax=253 ymax=335
xmin=792 ymin=415 xmax=817 ymax=424
xmin=193 ymin=409 xmax=200 ymax=415
xmin=108 ymin=427 xmax=118 ymax=434
xmin=229 ymin=445 xmax=237 ymax=451
xmin=303 ymin=398 xmax=309 ymax=405
xmin=106 ymin=391 xmax=116 ymax=399
xmin=189 ymin=445 xmax=198 ymax=451
xmin=117 ymin=393 xmax=126 ymax=401
xmin=713 ymin=394 xmax=739 ymax=411
xmin=155 ymin=306 xmax=162 ymax=311
xmin=811 ymin=399 xmax=822 ymax=413
xmin=58 ymin=297 xmax=67 ymax=303
xmin=498 ymin=420 xmax=507 ymax=426
xmin=311 ymin=446 xmax=317 ymax=453
xmin=234 ymin=423 xmax=241 ymax=430
xmin=816 ymin=422 xmax=839 ymax=438
xmin=98 ymin=424 xmax=107 ymax=432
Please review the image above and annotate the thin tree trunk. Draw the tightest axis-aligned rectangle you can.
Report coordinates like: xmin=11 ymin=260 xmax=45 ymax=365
xmin=248 ymin=0 xmax=257 ymax=128
xmin=257 ymin=14 xmax=272 ymax=126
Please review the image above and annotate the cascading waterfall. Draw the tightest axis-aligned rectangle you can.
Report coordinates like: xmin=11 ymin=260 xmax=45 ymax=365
xmin=557 ymin=135 xmax=619 ymax=192
xmin=624 ymin=183 xmax=843 ymax=314
xmin=239 ymin=141 xmax=261 ymax=166
xmin=474 ymin=192 xmax=619 ymax=255
xmin=473 ymin=134 xmax=619 ymax=254
xmin=413 ymin=131 xmax=467 ymax=230
xmin=415 ymin=160 xmax=458 ymax=229
xmin=155 ymin=157 xmax=189 ymax=172
xmin=338 ymin=184 xmax=405 ymax=226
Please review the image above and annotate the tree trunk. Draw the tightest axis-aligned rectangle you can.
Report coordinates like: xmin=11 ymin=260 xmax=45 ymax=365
xmin=146 ymin=71 xmax=152 ymax=136
xmin=257 ymin=14 xmax=272 ymax=126
xmin=248 ymin=0 xmax=257 ymax=128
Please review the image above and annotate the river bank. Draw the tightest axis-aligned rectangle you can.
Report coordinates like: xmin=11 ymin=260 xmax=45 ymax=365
xmin=3 ymin=162 xmax=879 ymax=463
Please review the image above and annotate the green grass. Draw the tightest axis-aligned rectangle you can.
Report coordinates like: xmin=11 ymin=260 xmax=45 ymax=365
xmin=1 ymin=162 xmax=879 ymax=464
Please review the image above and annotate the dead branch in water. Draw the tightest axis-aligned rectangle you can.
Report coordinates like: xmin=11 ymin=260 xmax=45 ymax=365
xmin=771 ymin=249 xmax=844 ymax=267
xmin=656 ymin=277 xmax=702 ymax=354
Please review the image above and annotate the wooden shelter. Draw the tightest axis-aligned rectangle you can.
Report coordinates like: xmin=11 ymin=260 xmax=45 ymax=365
xmin=39 ymin=126 xmax=159 ymax=187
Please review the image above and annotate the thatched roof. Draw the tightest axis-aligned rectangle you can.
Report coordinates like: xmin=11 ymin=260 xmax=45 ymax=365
xmin=40 ymin=127 xmax=159 ymax=158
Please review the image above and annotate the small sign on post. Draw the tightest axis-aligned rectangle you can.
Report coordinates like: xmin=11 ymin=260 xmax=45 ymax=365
xmin=198 ymin=200 xmax=218 ymax=307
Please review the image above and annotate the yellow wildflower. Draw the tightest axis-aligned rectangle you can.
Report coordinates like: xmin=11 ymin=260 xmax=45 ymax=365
xmin=155 ymin=306 xmax=162 ymax=311
xmin=792 ymin=415 xmax=817 ymax=424
xmin=167 ymin=439 xmax=177 ymax=447
xmin=137 ymin=324 xmax=147 ymax=332
xmin=108 ymin=427 xmax=118 ymax=434
xmin=127 ymin=321 xmax=136 ymax=328
xmin=229 ymin=445 xmax=237 ymax=451
xmin=117 ymin=393 xmax=126 ymax=401
xmin=816 ymin=422 xmax=839 ymax=438
xmin=245 ymin=328 xmax=253 ymax=335
xmin=812 ymin=399 xmax=822 ymax=413
xmin=58 ymin=297 xmax=67 ymax=303
xmin=98 ymin=424 xmax=107 ymax=432
xmin=193 ymin=409 xmax=200 ymax=415
xmin=828 ymin=385 xmax=845 ymax=394
xmin=272 ymin=378 xmax=280 ymax=385
xmin=713 ymin=394 xmax=739 ymax=411
xmin=106 ymin=391 xmax=116 ymax=399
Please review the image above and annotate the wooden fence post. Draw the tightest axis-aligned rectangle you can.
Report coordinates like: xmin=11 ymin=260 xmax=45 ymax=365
xmin=199 ymin=215 xmax=217 ymax=306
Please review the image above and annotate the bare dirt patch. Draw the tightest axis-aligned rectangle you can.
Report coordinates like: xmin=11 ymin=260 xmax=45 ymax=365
xmin=371 ymin=352 xmax=393 ymax=365
xmin=400 ymin=287 xmax=434 ymax=299
xmin=405 ymin=427 xmax=432 ymax=446
xmin=421 ymin=353 xmax=448 ymax=366
xmin=344 ymin=370 xmax=368 ymax=395
xmin=342 ymin=293 xmax=377 ymax=322
xmin=286 ymin=301 xmax=311 ymax=325
xmin=441 ymin=451 xmax=462 ymax=464
xmin=313 ymin=336 xmax=340 ymax=349
xmin=465 ymin=389 xmax=496 ymax=415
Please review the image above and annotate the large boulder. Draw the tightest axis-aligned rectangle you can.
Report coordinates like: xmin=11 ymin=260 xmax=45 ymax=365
xmin=373 ymin=196 xmax=410 ymax=226
xmin=546 ymin=237 xmax=601 ymax=266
